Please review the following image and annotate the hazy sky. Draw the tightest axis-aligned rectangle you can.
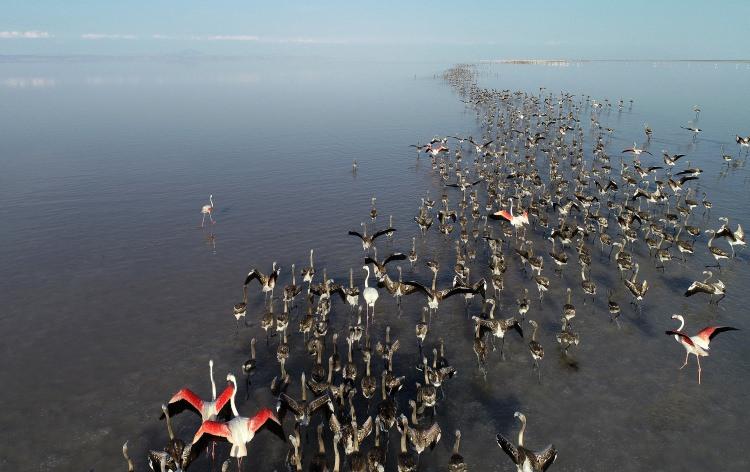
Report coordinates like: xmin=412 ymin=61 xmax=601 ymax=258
xmin=2 ymin=0 xmax=748 ymax=60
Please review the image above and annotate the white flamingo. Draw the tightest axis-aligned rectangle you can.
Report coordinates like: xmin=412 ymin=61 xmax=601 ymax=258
xmin=362 ymin=265 xmax=379 ymax=322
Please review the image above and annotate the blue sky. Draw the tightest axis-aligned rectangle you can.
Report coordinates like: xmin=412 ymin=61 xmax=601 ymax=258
xmin=2 ymin=0 xmax=748 ymax=60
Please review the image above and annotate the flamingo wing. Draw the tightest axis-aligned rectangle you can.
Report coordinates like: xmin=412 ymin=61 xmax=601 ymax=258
xmin=165 ymin=388 xmax=205 ymax=417
xmin=496 ymin=433 xmax=520 ymax=465
xmin=243 ymin=269 xmax=263 ymax=286
xmin=372 ymin=227 xmax=396 ymax=240
xmin=308 ymin=393 xmax=331 ymax=414
xmin=696 ymin=326 xmax=739 ymax=344
xmin=192 ymin=420 xmax=231 ymax=445
xmin=665 ymin=330 xmax=694 ymax=346
xmin=248 ymin=408 xmax=284 ymax=439
xmin=214 ymin=383 xmax=236 ymax=416
xmin=684 ymin=281 xmax=709 ymax=297
xmin=494 ymin=210 xmax=513 ymax=222
xmin=533 ymin=444 xmax=558 ymax=471
xmin=401 ymin=280 xmax=431 ymax=298
xmin=383 ymin=252 xmax=407 ymax=265
xmin=357 ymin=416 xmax=374 ymax=443
xmin=439 ymin=286 xmax=476 ymax=300
xmin=348 ymin=230 xmax=365 ymax=240
xmin=278 ymin=393 xmax=302 ymax=416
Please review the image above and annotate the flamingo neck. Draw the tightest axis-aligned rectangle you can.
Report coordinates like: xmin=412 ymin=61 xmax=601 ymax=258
xmin=317 ymin=426 xmax=325 ymax=454
xmin=400 ymin=424 xmax=408 ymax=453
xmin=333 ymin=438 xmax=340 ymax=472
xmin=676 ymin=316 xmax=685 ymax=331
xmin=228 ymin=377 xmax=239 ymax=417
xmin=162 ymin=405 xmax=175 ymax=440
xmin=210 ymin=361 xmax=217 ymax=400
xmin=518 ymin=417 xmax=526 ymax=446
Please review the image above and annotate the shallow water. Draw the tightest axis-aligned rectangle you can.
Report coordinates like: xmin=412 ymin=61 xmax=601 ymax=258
xmin=1 ymin=58 xmax=749 ymax=471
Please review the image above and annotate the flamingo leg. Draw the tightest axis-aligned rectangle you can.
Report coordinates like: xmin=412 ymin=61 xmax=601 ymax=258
xmin=697 ymin=355 xmax=702 ymax=384
xmin=679 ymin=351 xmax=689 ymax=369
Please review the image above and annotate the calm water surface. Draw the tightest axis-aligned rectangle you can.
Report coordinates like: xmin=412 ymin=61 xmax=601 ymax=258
xmin=1 ymin=58 xmax=749 ymax=471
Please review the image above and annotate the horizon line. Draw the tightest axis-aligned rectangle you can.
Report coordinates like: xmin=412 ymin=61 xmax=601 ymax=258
xmin=1 ymin=54 xmax=749 ymax=64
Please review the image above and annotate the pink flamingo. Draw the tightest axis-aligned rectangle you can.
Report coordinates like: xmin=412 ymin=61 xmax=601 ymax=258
xmin=193 ymin=374 xmax=282 ymax=469
xmin=491 ymin=198 xmax=529 ymax=233
xmin=201 ymin=194 xmax=215 ymax=227
xmin=164 ymin=359 xmax=235 ymax=421
xmin=665 ymin=314 xmax=738 ymax=384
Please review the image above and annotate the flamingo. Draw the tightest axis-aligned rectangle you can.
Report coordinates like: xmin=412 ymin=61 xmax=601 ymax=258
xmin=192 ymin=374 xmax=282 ymax=469
xmin=490 ymin=198 xmax=529 ymax=234
xmin=201 ymin=194 xmax=215 ymax=227
xmin=244 ymin=262 xmax=281 ymax=300
xmin=496 ymin=412 xmax=557 ymax=472
xmin=362 ymin=265 xmax=379 ymax=323
xmin=665 ymin=315 xmax=738 ymax=384
xmin=622 ymin=142 xmax=652 ymax=156
xmin=163 ymin=359 xmax=235 ymax=421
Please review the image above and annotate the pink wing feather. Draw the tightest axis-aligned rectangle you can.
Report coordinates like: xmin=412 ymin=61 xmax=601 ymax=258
xmin=168 ymin=388 xmax=204 ymax=412
xmin=193 ymin=420 xmax=231 ymax=444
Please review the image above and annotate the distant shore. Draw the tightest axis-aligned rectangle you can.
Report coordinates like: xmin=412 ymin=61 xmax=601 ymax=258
xmin=479 ymin=59 xmax=750 ymax=64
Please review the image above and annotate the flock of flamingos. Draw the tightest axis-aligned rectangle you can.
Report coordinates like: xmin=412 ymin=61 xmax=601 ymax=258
xmin=122 ymin=64 xmax=747 ymax=471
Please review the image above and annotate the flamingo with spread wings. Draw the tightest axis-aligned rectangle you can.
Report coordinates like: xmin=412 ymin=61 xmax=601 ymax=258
xmin=665 ymin=315 xmax=738 ymax=384
xmin=163 ymin=359 xmax=236 ymax=421
xmin=490 ymin=198 xmax=529 ymax=229
xmin=192 ymin=374 xmax=282 ymax=469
